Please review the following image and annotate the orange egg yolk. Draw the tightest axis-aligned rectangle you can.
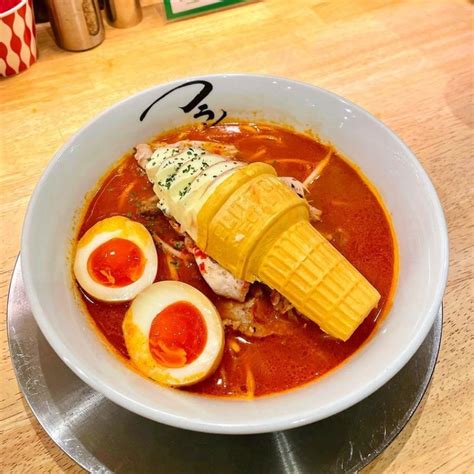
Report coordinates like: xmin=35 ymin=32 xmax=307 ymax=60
xmin=87 ymin=238 xmax=145 ymax=287
xmin=149 ymin=301 xmax=207 ymax=368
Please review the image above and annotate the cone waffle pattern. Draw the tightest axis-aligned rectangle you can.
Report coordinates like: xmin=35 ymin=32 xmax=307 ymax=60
xmin=258 ymin=220 xmax=380 ymax=341
xmin=204 ymin=173 xmax=308 ymax=280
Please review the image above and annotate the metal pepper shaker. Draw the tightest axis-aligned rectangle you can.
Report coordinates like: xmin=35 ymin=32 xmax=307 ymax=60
xmin=104 ymin=0 xmax=142 ymax=28
xmin=46 ymin=0 xmax=105 ymax=51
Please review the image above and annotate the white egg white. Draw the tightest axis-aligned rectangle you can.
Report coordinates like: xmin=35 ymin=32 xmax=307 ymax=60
xmin=123 ymin=281 xmax=224 ymax=386
xmin=74 ymin=216 xmax=157 ymax=302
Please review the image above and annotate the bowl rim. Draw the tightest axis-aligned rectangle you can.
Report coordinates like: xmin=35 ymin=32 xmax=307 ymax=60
xmin=21 ymin=73 xmax=449 ymax=434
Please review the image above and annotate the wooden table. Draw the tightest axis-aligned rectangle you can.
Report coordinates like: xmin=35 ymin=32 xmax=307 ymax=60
xmin=1 ymin=0 xmax=472 ymax=471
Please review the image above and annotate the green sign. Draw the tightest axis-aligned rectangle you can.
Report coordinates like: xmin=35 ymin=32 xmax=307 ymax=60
xmin=163 ymin=0 xmax=249 ymax=20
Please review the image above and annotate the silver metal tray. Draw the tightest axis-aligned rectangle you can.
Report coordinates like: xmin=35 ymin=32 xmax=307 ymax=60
xmin=7 ymin=257 xmax=442 ymax=473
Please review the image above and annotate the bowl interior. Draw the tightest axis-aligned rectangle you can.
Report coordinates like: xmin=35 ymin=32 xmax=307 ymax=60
xmin=22 ymin=75 xmax=447 ymax=433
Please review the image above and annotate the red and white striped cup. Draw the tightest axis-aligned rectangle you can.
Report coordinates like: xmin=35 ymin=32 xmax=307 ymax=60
xmin=0 ymin=0 xmax=37 ymax=77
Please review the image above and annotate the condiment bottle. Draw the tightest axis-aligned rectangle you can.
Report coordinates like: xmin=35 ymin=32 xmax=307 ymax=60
xmin=104 ymin=0 xmax=142 ymax=28
xmin=46 ymin=0 xmax=105 ymax=51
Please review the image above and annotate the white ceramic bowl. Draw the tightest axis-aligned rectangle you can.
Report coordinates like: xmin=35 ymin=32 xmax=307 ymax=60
xmin=22 ymin=74 xmax=448 ymax=434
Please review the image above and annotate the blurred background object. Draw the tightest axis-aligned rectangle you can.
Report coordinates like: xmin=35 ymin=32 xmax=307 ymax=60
xmin=45 ymin=0 xmax=104 ymax=51
xmin=0 ymin=0 xmax=37 ymax=77
xmin=104 ymin=0 xmax=142 ymax=28
xmin=0 ymin=0 xmax=22 ymax=13
xmin=33 ymin=0 xmax=48 ymax=23
xmin=163 ymin=0 xmax=252 ymax=21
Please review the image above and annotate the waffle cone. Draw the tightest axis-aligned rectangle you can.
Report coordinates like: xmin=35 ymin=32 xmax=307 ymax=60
xmin=196 ymin=162 xmax=276 ymax=251
xmin=198 ymin=171 xmax=308 ymax=281
xmin=197 ymin=169 xmax=380 ymax=341
xmin=257 ymin=220 xmax=380 ymax=341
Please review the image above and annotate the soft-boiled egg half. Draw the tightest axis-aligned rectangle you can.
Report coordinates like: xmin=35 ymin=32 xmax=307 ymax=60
xmin=123 ymin=281 xmax=224 ymax=386
xmin=74 ymin=216 xmax=158 ymax=302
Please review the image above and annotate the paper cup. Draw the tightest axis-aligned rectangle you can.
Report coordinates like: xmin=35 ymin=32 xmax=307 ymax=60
xmin=0 ymin=0 xmax=37 ymax=77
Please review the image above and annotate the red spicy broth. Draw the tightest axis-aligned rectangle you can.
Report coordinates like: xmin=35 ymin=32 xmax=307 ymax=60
xmin=76 ymin=121 xmax=396 ymax=397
